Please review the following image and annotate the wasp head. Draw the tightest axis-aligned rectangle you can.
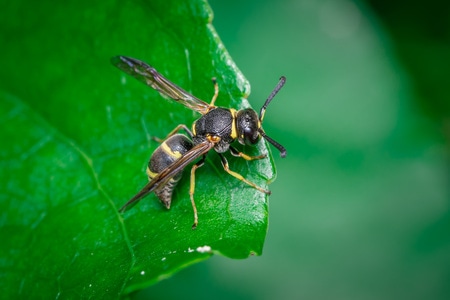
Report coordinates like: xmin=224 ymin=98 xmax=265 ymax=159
xmin=236 ymin=76 xmax=287 ymax=158
xmin=236 ymin=108 xmax=261 ymax=146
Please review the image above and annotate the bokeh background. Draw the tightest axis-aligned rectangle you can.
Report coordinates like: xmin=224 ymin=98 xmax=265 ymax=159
xmin=137 ymin=0 xmax=450 ymax=299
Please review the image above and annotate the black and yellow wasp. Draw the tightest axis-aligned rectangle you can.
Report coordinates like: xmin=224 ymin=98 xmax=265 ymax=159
xmin=112 ymin=55 xmax=286 ymax=228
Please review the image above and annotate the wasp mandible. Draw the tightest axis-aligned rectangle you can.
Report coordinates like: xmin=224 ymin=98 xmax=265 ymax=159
xmin=112 ymin=56 xmax=286 ymax=228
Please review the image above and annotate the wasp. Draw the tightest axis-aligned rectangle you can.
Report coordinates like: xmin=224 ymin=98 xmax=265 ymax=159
xmin=112 ymin=55 xmax=286 ymax=228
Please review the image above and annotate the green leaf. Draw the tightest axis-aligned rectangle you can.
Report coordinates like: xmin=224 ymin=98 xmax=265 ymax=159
xmin=0 ymin=0 xmax=276 ymax=297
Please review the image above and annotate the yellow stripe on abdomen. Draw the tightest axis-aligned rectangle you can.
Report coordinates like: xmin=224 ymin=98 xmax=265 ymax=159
xmin=161 ymin=142 xmax=183 ymax=159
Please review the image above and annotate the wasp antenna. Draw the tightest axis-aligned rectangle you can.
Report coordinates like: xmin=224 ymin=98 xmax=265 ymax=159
xmin=259 ymin=76 xmax=286 ymax=122
xmin=259 ymin=129 xmax=287 ymax=158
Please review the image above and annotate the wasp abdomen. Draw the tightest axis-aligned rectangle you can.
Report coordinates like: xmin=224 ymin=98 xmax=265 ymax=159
xmin=146 ymin=134 xmax=194 ymax=209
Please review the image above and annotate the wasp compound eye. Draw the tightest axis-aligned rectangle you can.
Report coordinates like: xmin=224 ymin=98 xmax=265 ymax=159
xmin=243 ymin=126 xmax=260 ymax=145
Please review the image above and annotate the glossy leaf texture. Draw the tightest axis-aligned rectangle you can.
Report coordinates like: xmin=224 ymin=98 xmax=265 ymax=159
xmin=0 ymin=0 xmax=276 ymax=297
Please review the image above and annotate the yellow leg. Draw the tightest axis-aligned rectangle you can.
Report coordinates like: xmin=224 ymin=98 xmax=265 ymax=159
xmin=152 ymin=124 xmax=193 ymax=143
xmin=208 ymin=78 xmax=219 ymax=108
xmin=189 ymin=156 xmax=206 ymax=229
xmin=219 ymin=154 xmax=271 ymax=195
xmin=230 ymin=146 xmax=266 ymax=161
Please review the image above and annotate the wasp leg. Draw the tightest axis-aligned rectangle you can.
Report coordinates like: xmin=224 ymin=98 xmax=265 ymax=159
xmin=229 ymin=146 xmax=267 ymax=161
xmin=218 ymin=153 xmax=271 ymax=195
xmin=190 ymin=155 xmax=207 ymax=229
xmin=152 ymin=124 xmax=194 ymax=143
xmin=208 ymin=77 xmax=219 ymax=108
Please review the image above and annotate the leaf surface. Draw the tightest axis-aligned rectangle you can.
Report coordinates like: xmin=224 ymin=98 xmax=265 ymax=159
xmin=0 ymin=0 xmax=276 ymax=297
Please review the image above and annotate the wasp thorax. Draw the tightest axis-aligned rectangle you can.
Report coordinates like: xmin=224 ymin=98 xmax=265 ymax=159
xmin=236 ymin=108 xmax=261 ymax=146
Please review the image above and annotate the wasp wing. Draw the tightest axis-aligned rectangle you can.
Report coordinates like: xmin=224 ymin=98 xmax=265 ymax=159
xmin=119 ymin=140 xmax=215 ymax=213
xmin=111 ymin=55 xmax=210 ymax=115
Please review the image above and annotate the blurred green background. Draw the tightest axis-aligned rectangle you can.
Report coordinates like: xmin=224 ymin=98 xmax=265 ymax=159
xmin=137 ymin=0 xmax=450 ymax=299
